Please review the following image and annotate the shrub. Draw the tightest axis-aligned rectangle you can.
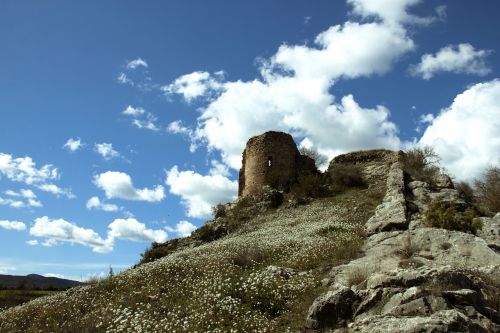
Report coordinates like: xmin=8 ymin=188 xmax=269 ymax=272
xmin=299 ymin=146 xmax=328 ymax=168
xmin=455 ymin=181 xmax=475 ymax=205
xmin=424 ymin=200 xmax=481 ymax=234
xmin=194 ymin=223 xmax=227 ymax=242
xmin=345 ymin=264 xmax=378 ymax=288
xmin=289 ymin=173 xmax=331 ymax=200
xmin=474 ymin=166 xmax=500 ymax=215
xmin=329 ymin=163 xmax=365 ymax=192
xmin=231 ymin=247 xmax=271 ymax=269
xmin=401 ymin=146 xmax=441 ymax=185
xmin=140 ymin=242 xmax=171 ymax=264
xmin=212 ymin=203 xmax=227 ymax=218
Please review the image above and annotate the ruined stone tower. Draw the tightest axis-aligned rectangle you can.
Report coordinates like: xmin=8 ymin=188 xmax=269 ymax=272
xmin=238 ymin=131 xmax=317 ymax=197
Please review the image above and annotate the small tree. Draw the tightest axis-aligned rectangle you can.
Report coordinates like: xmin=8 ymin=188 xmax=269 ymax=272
xmin=455 ymin=181 xmax=474 ymax=204
xmin=299 ymin=146 xmax=328 ymax=168
xmin=401 ymin=146 xmax=441 ymax=185
xmin=475 ymin=166 xmax=500 ymax=215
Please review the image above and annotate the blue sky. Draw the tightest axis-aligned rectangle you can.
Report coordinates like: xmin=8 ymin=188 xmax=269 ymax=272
xmin=1 ymin=0 xmax=500 ymax=280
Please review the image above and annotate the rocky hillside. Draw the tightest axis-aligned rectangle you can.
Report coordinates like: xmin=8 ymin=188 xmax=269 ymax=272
xmin=0 ymin=150 xmax=498 ymax=332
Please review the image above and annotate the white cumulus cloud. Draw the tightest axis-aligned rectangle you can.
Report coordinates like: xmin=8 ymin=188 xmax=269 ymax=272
xmin=29 ymin=216 xmax=167 ymax=253
xmin=165 ymin=166 xmax=237 ymax=218
xmin=0 ymin=220 xmax=26 ymax=231
xmin=117 ymin=72 xmax=134 ymax=86
xmin=122 ymin=106 xmax=159 ymax=131
xmin=94 ymin=143 xmax=120 ymax=160
xmin=419 ymin=79 xmax=500 ymax=181
xmin=108 ymin=218 xmax=167 ymax=243
xmin=36 ymin=183 xmax=74 ymax=199
xmin=0 ymin=153 xmax=59 ymax=185
xmin=1 ymin=189 xmax=42 ymax=208
xmin=347 ymin=0 xmax=443 ymax=26
xmin=165 ymin=220 xmax=197 ymax=238
xmin=410 ymin=43 xmax=492 ymax=80
xmin=167 ymin=0 xmax=426 ymax=169
xmin=63 ymin=138 xmax=84 ymax=152
xmin=29 ymin=216 xmax=112 ymax=253
xmin=86 ymin=196 xmax=119 ymax=212
xmin=122 ymin=105 xmax=145 ymax=116
xmin=162 ymin=71 xmax=225 ymax=102
xmin=94 ymin=171 xmax=165 ymax=202
xmin=126 ymin=58 xmax=148 ymax=70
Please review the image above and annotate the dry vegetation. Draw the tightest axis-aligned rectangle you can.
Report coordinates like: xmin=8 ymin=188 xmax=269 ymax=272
xmin=424 ymin=200 xmax=481 ymax=234
xmin=474 ymin=166 xmax=500 ymax=215
xmin=0 ymin=171 xmax=385 ymax=333
xmin=401 ymin=146 xmax=441 ymax=186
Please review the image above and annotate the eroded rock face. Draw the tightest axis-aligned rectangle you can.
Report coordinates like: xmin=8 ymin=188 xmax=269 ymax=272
xmin=365 ymin=162 xmax=407 ymax=235
xmin=477 ymin=213 xmax=500 ymax=251
xmin=349 ymin=310 xmax=488 ymax=333
xmin=306 ymin=161 xmax=500 ymax=332
xmin=305 ymin=287 xmax=360 ymax=330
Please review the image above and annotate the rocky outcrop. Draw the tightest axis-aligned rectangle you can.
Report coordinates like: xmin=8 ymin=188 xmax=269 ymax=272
xmin=477 ymin=213 xmax=500 ymax=251
xmin=365 ymin=162 xmax=407 ymax=235
xmin=306 ymin=161 xmax=500 ymax=332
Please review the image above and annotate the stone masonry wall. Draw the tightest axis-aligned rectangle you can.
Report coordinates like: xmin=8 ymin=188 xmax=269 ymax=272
xmin=239 ymin=131 xmax=316 ymax=197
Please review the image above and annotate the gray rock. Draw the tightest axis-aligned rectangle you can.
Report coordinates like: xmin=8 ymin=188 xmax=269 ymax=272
xmin=477 ymin=213 xmax=500 ymax=251
xmin=366 ymin=163 xmax=407 ymax=235
xmin=306 ymin=287 xmax=360 ymax=329
xmin=435 ymin=173 xmax=454 ymax=189
xmin=382 ymin=296 xmax=449 ymax=316
xmin=349 ymin=309 xmax=488 ymax=333
xmin=354 ymin=288 xmax=384 ymax=317
xmin=442 ymin=289 xmax=483 ymax=307
xmin=380 ymin=286 xmax=423 ymax=314
xmin=463 ymin=306 xmax=500 ymax=332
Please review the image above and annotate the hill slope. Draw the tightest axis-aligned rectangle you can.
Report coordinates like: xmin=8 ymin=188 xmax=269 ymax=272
xmin=1 ymin=150 xmax=499 ymax=332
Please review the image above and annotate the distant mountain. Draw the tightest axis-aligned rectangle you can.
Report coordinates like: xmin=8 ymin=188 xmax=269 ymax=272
xmin=0 ymin=274 xmax=80 ymax=290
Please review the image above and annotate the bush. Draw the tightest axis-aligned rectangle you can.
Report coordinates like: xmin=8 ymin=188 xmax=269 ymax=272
xmin=299 ymin=146 xmax=328 ymax=168
xmin=424 ymin=200 xmax=481 ymax=234
xmin=474 ymin=166 xmax=500 ymax=215
xmin=401 ymin=146 xmax=441 ymax=185
xmin=140 ymin=242 xmax=173 ymax=263
xmin=289 ymin=173 xmax=331 ymax=201
xmin=329 ymin=163 xmax=365 ymax=192
xmin=194 ymin=223 xmax=227 ymax=242
xmin=231 ymin=247 xmax=271 ymax=269
xmin=455 ymin=181 xmax=475 ymax=205
xmin=212 ymin=203 xmax=227 ymax=218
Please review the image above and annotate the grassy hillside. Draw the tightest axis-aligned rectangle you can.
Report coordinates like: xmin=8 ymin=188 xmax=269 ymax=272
xmin=0 ymin=162 xmax=387 ymax=332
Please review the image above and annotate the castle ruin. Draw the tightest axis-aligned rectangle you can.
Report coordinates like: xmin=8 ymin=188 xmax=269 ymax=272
xmin=238 ymin=131 xmax=316 ymax=197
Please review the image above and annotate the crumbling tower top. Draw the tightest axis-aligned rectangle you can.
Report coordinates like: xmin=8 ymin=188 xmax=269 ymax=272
xmin=238 ymin=131 xmax=316 ymax=197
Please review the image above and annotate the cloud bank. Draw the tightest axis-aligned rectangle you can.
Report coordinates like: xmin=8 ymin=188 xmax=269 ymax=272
xmin=419 ymin=79 xmax=500 ymax=181
xmin=410 ymin=43 xmax=492 ymax=79
xmin=29 ymin=216 xmax=167 ymax=253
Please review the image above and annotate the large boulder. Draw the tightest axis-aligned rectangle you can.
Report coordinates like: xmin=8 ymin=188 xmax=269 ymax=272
xmin=305 ymin=286 xmax=360 ymax=329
